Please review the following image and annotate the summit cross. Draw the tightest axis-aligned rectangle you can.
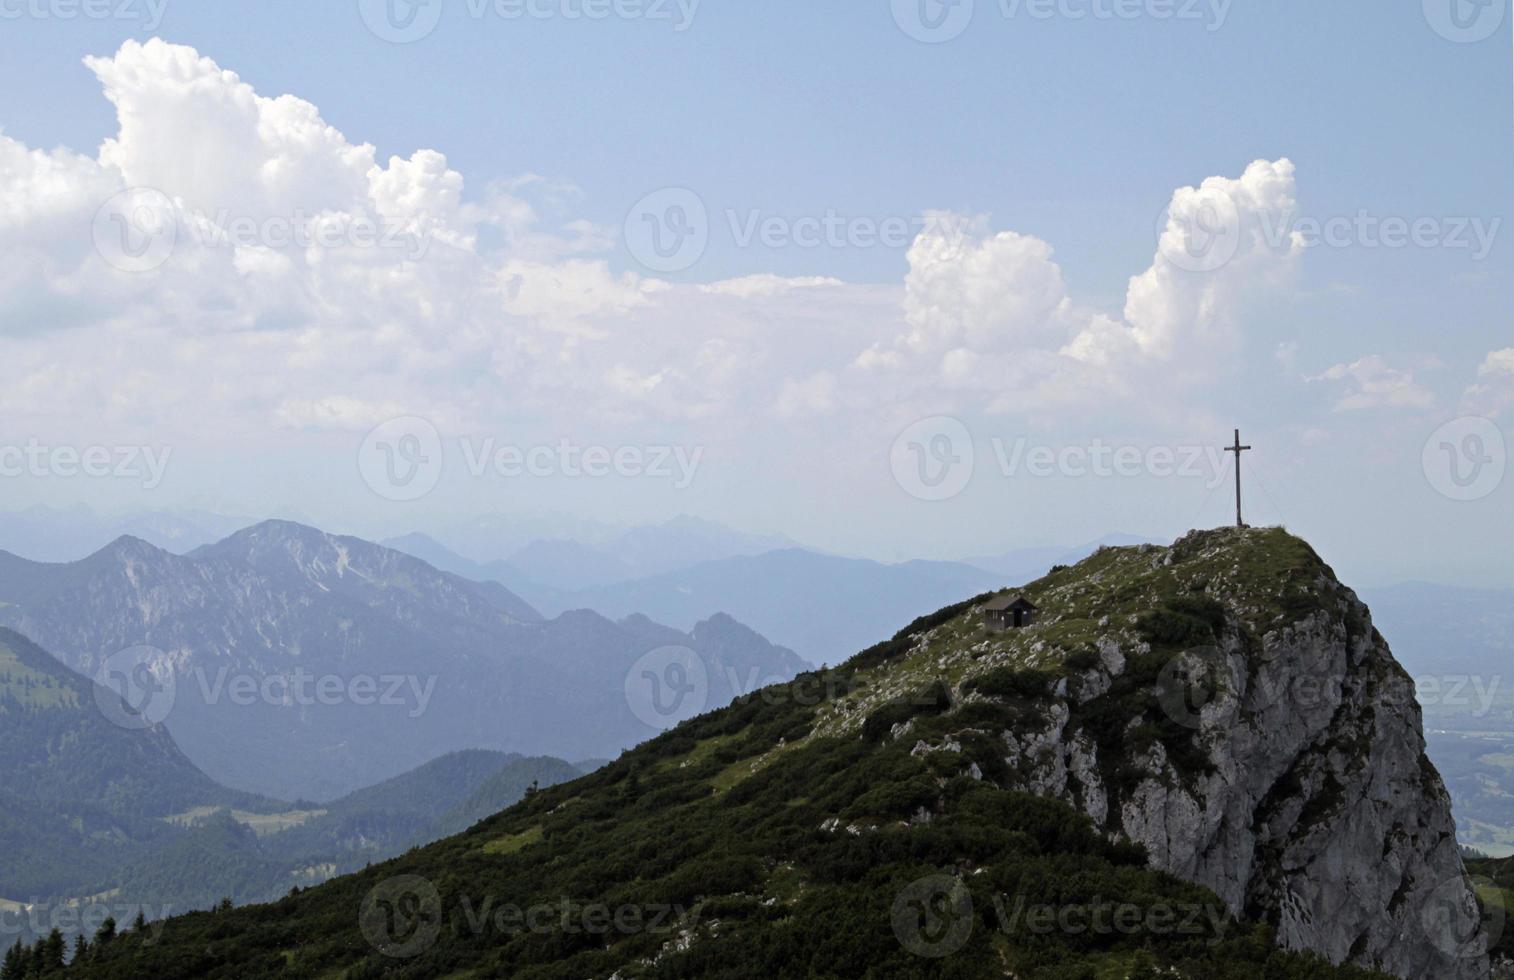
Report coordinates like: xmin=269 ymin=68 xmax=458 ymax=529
xmin=1226 ymin=429 xmax=1252 ymax=529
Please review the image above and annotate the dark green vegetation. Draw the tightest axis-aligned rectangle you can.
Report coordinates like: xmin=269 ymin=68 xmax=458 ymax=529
xmin=56 ymin=529 xmax=1394 ymax=978
xmin=93 ymin=752 xmax=587 ymax=913
xmin=0 ymin=627 xmax=266 ymax=900
xmin=0 ymin=627 xmax=582 ymax=943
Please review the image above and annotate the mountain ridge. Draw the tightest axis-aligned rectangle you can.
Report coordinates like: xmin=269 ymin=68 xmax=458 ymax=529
xmin=0 ymin=521 xmax=808 ymax=801
xmin=53 ymin=527 xmax=1489 ymax=979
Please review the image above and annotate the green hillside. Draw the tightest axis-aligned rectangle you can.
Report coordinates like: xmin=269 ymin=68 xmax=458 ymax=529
xmin=0 ymin=629 xmax=583 ymax=944
xmin=0 ymin=628 xmax=261 ymax=899
xmin=52 ymin=530 xmax=1400 ymax=979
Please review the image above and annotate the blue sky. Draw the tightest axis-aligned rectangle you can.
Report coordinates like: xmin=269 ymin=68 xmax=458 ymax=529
xmin=0 ymin=1 xmax=1509 ymax=586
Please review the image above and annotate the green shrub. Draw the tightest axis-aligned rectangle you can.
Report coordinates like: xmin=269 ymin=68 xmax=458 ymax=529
xmin=965 ymin=667 xmax=1054 ymax=700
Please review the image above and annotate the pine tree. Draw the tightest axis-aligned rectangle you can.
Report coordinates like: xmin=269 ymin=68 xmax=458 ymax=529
xmin=1 ymin=939 xmax=24 ymax=980
xmin=70 ymin=934 xmax=88 ymax=966
xmin=131 ymin=910 xmax=146 ymax=933
xmin=41 ymin=928 xmax=65 ymax=971
xmin=93 ymin=916 xmax=116 ymax=947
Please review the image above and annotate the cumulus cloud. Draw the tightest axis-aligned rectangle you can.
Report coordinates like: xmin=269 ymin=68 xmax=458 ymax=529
xmin=0 ymin=38 xmax=1325 ymax=464
xmin=1461 ymin=348 xmax=1514 ymax=418
xmin=1309 ymin=356 xmax=1435 ymax=412
xmin=850 ymin=158 xmax=1303 ymax=414
xmin=1120 ymin=158 xmax=1303 ymax=360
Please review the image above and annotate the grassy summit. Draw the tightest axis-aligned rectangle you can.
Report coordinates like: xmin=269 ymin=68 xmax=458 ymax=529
xmin=57 ymin=529 xmax=1394 ymax=979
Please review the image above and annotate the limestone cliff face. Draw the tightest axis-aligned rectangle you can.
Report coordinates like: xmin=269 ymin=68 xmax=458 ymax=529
xmin=854 ymin=528 xmax=1488 ymax=979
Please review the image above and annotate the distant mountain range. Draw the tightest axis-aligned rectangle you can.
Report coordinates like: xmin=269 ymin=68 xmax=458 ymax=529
xmin=0 ymin=522 xmax=808 ymax=801
xmin=0 ymin=507 xmax=253 ymax=563
xmin=0 ymin=507 xmax=801 ymax=588
xmin=384 ymin=534 xmax=1150 ymax=666
xmin=384 ymin=514 xmax=802 ymax=592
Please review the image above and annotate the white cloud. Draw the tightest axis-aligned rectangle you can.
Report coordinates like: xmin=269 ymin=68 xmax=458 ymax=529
xmin=1309 ymin=355 xmax=1435 ymax=412
xmin=1461 ymin=348 xmax=1514 ymax=418
xmin=1121 ymin=158 xmax=1303 ymax=361
xmin=0 ymin=39 xmax=1318 ymax=466
xmin=699 ymin=274 xmax=842 ymax=299
xmin=850 ymin=159 xmax=1302 ymax=414
xmin=774 ymin=371 xmax=838 ymax=417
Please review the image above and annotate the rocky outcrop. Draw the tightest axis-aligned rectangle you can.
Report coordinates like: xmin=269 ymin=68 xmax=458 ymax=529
xmin=979 ymin=531 xmax=1489 ymax=979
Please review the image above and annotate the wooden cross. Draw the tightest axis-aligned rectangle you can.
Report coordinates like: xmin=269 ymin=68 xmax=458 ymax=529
xmin=1226 ymin=429 xmax=1252 ymax=528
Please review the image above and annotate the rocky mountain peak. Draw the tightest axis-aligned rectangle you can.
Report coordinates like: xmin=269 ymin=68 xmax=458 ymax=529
xmin=803 ymin=525 xmax=1488 ymax=978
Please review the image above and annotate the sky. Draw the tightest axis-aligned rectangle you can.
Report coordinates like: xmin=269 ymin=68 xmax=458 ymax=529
xmin=0 ymin=0 xmax=1510 ymax=587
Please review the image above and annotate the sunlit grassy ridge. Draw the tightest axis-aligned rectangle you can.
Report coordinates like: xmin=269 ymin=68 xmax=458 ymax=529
xmin=0 ymin=639 xmax=80 ymax=711
xmin=60 ymin=528 xmax=1390 ymax=979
